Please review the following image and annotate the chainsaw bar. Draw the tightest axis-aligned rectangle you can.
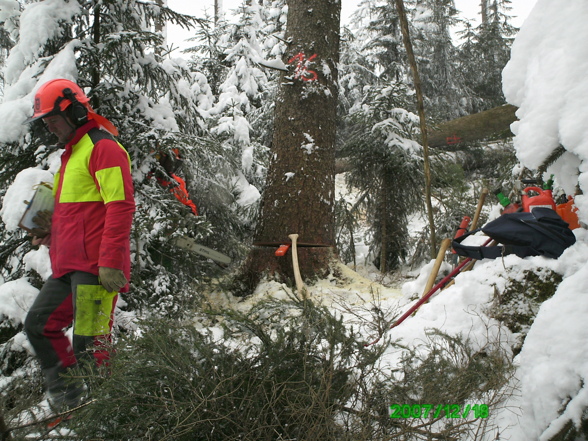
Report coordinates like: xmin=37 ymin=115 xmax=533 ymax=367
xmin=173 ymin=237 xmax=232 ymax=265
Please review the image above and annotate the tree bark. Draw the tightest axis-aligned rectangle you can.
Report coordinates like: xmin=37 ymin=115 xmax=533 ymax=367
xmin=394 ymin=0 xmax=437 ymax=258
xmin=214 ymin=0 xmax=221 ymax=25
xmin=0 ymin=409 xmax=12 ymax=440
xmin=235 ymin=0 xmax=341 ymax=295
xmin=91 ymin=3 xmax=101 ymax=89
xmin=428 ymin=104 xmax=517 ymax=148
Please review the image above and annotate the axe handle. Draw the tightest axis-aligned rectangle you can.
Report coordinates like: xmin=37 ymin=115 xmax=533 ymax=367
xmin=471 ymin=188 xmax=489 ymax=231
xmin=288 ymin=234 xmax=305 ymax=294
xmin=421 ymin=238 xmax=451 ymax=298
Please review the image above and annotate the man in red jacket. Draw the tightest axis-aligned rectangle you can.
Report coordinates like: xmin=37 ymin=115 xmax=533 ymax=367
xmin=23 ymin=79 xmax=135 ymax=409
xmin=156 ymin=149 xmax=198 ymax=216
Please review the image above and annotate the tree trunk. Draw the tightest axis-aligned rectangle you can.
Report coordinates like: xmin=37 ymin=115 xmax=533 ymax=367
xmin=0 ymin=409 xmax=12 ymax=440
xmin=379 ymin=181 xmax=388 ymax=273
xmin=481 ymin=0 xmax=489 ymax=25
xmin=154 ymin=0 xmax=165 ymax=35
xmin=235 ymin=0 xmax=341 ymax=295
xmin=428 ymin=104 xmax=517 ymax=148
xmin=91 ymin=3 xmax=101 ymax=89
xmin=214 ymin=0 xmax=221 ymax=25
xmin=335 ymin=104 xmax=518 ymax=174
xmin=394 ymin=0 xmax=437 ymax=258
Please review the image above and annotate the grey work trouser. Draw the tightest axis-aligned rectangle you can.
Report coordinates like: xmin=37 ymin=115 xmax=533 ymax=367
xmin=24 ymin=271 xmax=118 ymax=400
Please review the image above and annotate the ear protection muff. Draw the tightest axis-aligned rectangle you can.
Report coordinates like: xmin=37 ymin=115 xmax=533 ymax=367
xmin=61 ymin=88 xmax=88 ymax=126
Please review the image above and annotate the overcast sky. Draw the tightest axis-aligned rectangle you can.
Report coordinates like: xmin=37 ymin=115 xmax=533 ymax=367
xmin=165 ymin=0 xmax=538 ymax=52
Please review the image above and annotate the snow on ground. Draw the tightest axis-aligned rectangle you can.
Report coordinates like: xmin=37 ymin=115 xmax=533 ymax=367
xmin=3 ymin=161 xmax=585 ymax=441
xmin=200 ymin=223 xmax=586 ymax=440
xmin=2 ymin=0 xmax=588 ymax=438
xmin=200 ymin=156 xmax=588 ymax=441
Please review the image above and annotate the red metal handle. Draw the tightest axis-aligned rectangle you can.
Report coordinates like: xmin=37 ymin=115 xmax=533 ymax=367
xmin=364 ymin=237 xmax=493 ymax=347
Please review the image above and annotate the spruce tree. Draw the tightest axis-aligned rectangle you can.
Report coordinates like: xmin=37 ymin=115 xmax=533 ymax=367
xmin=350 ymin=0 xmax=407 ymax=84
xmin=457 ymin=0 xmax=517 ymax=109
xmin=208 ymin=0 xmax=269 ymax=187
xmin=338 ymin=0 xmax=425 ymax=271
xmin=341 ymin=83 xmax=424 ymax=271
xmin=0 ymin=0 xmax=253 ymax=415
xmin=412 ymin=0 xmax=472 ymax=120
xmin=234 ymin=0 xmax=341 ymax=293
xmin=186 ymin=0 xmax=288 ymax=240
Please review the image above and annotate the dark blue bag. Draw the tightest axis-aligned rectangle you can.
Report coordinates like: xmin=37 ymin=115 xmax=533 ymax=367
xmin=452 ymin=208 xmax=576 ymax=260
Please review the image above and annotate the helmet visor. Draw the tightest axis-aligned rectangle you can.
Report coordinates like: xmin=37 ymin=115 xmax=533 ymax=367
xmin=23 ymin=108 xmax=60 ymax=125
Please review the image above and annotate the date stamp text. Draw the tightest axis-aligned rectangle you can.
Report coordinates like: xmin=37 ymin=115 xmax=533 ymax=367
xmin=389 ymin=404 xmax=489 ymax=419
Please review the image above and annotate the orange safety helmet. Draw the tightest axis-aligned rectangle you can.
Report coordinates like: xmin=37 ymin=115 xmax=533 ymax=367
xmin=25 ymin=78 xmax=90 ymax=124
xmin=25 ymin=78 xmax=119 ymax=136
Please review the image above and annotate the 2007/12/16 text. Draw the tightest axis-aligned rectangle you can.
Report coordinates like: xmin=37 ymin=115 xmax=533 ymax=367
xmin=389 ymin=404 xmax=489 ymax=419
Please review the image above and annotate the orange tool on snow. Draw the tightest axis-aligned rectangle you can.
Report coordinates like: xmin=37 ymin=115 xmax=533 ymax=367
xmin=556 ymin=196 xmax=581 ymax=230
xmin=451 ymin=216 xmax=471 ymax=254
xmin=454 ymin=216 xmax=471 ymax=239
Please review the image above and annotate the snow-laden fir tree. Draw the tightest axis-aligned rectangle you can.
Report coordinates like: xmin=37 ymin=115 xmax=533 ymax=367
xmin=348 ymin=0 xmax=407 ymax=85
xmin=0 ymin=0 xmax=257 ymax=411
xmin=457 ymin=0 xmax=517 ymax=110
xmin=207 ymin=0 xmax=270 ymax=192
xmin=338 ymin=0 xmax=410 ymax=165
xmin=244 ymin=0 xmax=288 ymax=150
xmin=340 ymin=83 xmax=424 ymax=272
xmin=184 ymin=0 xmax=288 ymax=233
xmin=338 ymin=0 xmax=426 ymax=271
xmin=411 ymin=0 xmax=473 ymax=120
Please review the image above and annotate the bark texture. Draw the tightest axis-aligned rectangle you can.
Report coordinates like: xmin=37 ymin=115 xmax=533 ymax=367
xmin=236 ymin=0 xmax=341 ymax=295
xmin=428 ymin=104 xmax=518 ymax=148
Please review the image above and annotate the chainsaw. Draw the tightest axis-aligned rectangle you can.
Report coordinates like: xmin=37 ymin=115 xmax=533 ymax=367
xmin=173 ymin=236 xmax=231 ymax=265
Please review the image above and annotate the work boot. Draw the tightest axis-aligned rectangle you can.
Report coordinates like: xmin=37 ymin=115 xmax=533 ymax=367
xmin=44 ymin=364 xmax=86 ymax=410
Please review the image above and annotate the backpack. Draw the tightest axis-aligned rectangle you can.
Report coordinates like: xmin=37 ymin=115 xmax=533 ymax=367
xmin=452 ymin=207 xmax=576 ymax=260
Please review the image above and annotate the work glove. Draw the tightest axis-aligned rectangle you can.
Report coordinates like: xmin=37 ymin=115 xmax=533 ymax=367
xmin=30 ymin=210 xmax=52 ymax=238
xmin=98 ymin=266 xmax=128 ymax=293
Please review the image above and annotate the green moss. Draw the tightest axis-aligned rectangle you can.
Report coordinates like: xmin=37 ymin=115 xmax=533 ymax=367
xmin=489 ymin=269 xmax=562 ymax=353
